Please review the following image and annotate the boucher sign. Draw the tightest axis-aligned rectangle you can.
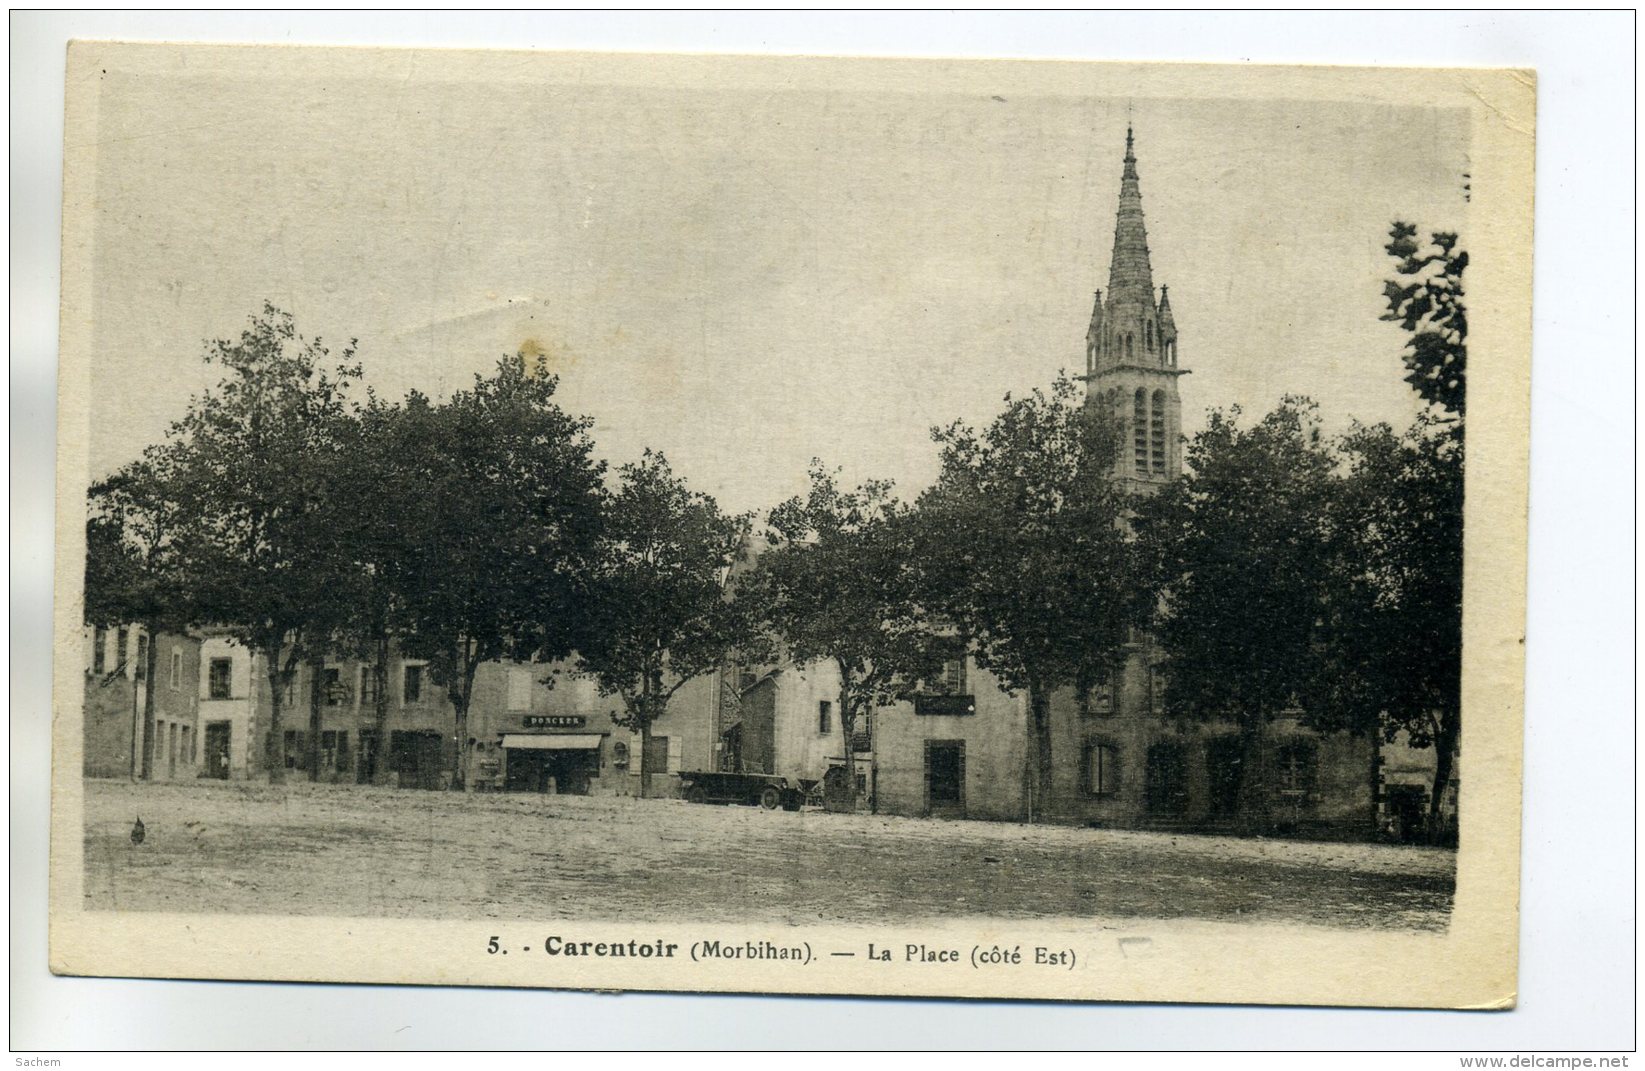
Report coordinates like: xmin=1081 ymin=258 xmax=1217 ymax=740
xmin=523 ymin=715 xmax=586 ymax=729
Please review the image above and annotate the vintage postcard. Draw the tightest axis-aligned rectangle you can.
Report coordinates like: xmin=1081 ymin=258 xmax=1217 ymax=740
xmin=51 ymin=42 xmax=1533 ymax=1007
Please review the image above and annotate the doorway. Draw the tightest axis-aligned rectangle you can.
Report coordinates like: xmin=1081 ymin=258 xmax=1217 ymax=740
xmin=356 ymin=729 xmax=380 ymax=784
xmin=390 ymin=729 xmax=444 ymax=790
xmin=925 ymin=740 xmax=966 ymax=818
xmin=1206 ymin=735 xmax=1244 ymax=818
xmin=204 ymin=721 xmax=232 ymax=780
xmin=1384 ymin=784 xmax=1428 ymax=843
xmin=504 ymin=747 xmax=597 ymax=794
xmin=1145 ymin=741 xmax=1190 ymax=816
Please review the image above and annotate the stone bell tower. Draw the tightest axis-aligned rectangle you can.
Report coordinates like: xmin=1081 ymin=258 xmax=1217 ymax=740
xmin=1082 ymin=127 xmax=1188 ymax=492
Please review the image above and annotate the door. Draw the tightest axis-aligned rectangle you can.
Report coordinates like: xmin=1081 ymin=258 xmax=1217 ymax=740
xmin=1206 ymin=735 xmax=1244 ymax=818
xmin=204 ymin=722 xmax=232 ymax=780
xmin=925 ymin=741 xmax=966 ymax=818
xmin=391 ymin=730 xmax=444 ymax=790
xmin=1145 ymin=741 xmax=1189 ymax=816
xmin=504 ymin=749 xmax=548 ymax=793
xmin=1385 ymin=784 xmax=1427 ymax=843
xmin=356 ymin=729 xmax=379 ymax=784
xmin=546 ymin=750 xmax=596 ymax=795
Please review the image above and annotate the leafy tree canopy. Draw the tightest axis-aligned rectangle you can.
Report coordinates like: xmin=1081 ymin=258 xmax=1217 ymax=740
xmin=1382 ymin=222 xmax=1467 ymax=417
xmin=754 ymin=463 xmax=945 ymax=720
xmin=915 ymin=373 xmax=1141 ymax=700
xmin=1134 ymin=398 xmax=1342 ymax=732
xmin=389 ymin=353 xmax=605 ymax=787
xmin=576 ymin=449 xmax=764 ymax=731
xmin=913 ymin=373 xmax=1143 ymax=804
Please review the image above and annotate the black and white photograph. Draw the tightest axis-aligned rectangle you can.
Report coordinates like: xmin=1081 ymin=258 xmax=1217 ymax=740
xmin=47 ymin=41 xmax=1535 ymax=1010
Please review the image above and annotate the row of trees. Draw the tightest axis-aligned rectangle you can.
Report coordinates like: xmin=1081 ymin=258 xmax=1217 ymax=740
xmin=88 ymin=222 xmax=1463 ymax=827
xmin=88 ymin=309 xmax=762 ymax=795
xmin=744 ymin=221 xmax=1465 ymax=826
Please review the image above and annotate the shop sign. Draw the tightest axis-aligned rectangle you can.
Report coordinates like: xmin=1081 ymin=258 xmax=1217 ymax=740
xmin=523 ymin=714 xmax=586 ymax=729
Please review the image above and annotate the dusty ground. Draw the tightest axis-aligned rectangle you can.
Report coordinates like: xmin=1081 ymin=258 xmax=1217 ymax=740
xmin=82 ymin=778 xmax=1454 ymax=931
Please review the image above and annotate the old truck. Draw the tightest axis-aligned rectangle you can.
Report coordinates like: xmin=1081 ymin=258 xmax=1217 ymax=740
xmin=678 ymin=771 xmax=811 ymax=811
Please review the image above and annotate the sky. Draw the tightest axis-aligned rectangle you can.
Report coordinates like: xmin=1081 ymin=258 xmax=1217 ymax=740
xmin=85 ymin=61 xmax=1469 ymax=514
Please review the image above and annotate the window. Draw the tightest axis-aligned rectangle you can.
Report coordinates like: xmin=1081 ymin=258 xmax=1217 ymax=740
xmin=1275 ymin=740 xmax=1318 ymax=799
xmin=851 ymin=713 xmax=873 ymax=753
xmin=359 ymin=665 xmax=379 ymax=705
xmin=208 ymin=658 xmax=233 ymax=699
xmin=116 ymin=628 xmax=129 ymax=674
xmin=939 ymin=658 xmax=967 ymax=695
xmin=507 ymin=666 xmax=532 ymax=711
xmin=1125 ymin=333 xmax=1134 ymax=358
xmin=642 ymin=735 xmax=670 ymax=775
xmin=321 ymin=730 xmax=351 ymax=771
xmin=817 ymin=700 xmax=832 ymax=735
xmin=1150 ymin=391 xmax=1167 ymax=474
xmin=323 ymin=667 xmax=342 ymax=705
xmin=283 ymin=729 xmax=305 ymax=769
xmin=181 ymin=726 xmax=191 ymax=764
xmin=135 ymin=633 xmax=148 ymax=679
xmin=1148 ymin=664 xmax=1166 ymax=714
xmin=1146 ymin=320 xmax=1154 ymax=350
xmin=1081 ymin=670 xmax=1115 ymax=716
xmin=1133 ymin=389 xmax=1149 ymax=474
xmin=92 ymin=627 xmax=107 ymax=675
xmin=1083 ymin=743 xmax=1118 ymax=796
xmin=403 ymin=664 xmax=423 ymax=703
xmin=170 ymin=649 xmax=182 ymax=690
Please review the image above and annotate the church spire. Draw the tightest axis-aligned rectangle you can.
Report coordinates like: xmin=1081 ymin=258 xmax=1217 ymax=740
xmin=1084 ymin=124 xmax=1183 ymax=486
xmin=1106 ymin=125 xmax=1156 ymax=305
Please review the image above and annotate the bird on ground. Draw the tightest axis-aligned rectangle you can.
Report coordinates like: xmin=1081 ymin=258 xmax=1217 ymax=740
xmin=130 ymin=817 xmax=145 ymax=846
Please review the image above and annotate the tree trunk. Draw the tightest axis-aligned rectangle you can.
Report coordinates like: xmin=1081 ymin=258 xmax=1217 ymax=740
xmin=1370 ymin=721 xmax=1385 ymax=839
xmin=306 ymin=656 xmax=324 ymax=783
xmin=1428 ymin=710 xmax=1459 ymax=842
xmin=838 ymin=671 xmax=857 ymax=807
xmin=264 ymin=652 xmax=287 ymax=785
xmin=638 ymin=715 xmax=653 ymax=800
xmin=138 ymin=623 xmax=160 ymax=781
xmin=449 ymin=673 xmax=469 ymax=792
xmin=448 ymin=647 xmax=476 ymax=792
xmin=129 ymin=678 xmax=142 ymax=782
xmin=450 ymin=696 xmax=469 ymax=791
xmin=1029 ymin=684 xmax=1053 ymax=818
xmin=637 ymin=671 xmax=653 ymax=799
xmin=1235 ymin=718 xmax=1270 ymax=835
xmin=372 ymin=634 xmax=391 ymax=787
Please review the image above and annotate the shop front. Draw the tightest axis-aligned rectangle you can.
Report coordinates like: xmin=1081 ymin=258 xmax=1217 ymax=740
xmin=499 ymin=717 xmax=605 ymax=795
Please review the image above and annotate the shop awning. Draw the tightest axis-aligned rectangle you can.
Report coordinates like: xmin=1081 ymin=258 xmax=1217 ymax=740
xmin=501 ymin=733 xmax=605 ymax=751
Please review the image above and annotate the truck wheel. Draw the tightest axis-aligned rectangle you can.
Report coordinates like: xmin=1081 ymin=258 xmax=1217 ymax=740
xmin=758 ymin=785 xmax=782 ymax=810
xmin=686 ymin=786 xmax=707 ymax=805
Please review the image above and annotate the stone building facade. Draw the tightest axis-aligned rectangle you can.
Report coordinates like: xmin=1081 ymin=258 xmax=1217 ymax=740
xmin=183 ymin=632 xmax=714 ymax=795
xmin=82 ymin=624 xmax=201 ymax=781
